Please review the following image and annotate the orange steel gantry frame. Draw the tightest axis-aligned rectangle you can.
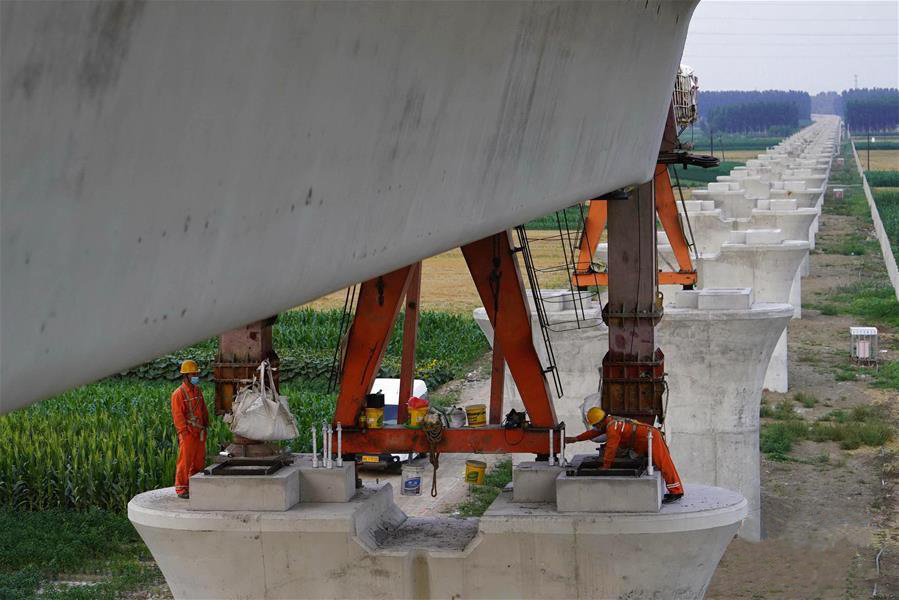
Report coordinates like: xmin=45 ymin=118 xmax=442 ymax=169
xmin=335 ymin=231 xmax=562 ymax=455
xmin=571 ymin=163 xmax=696 ymax=289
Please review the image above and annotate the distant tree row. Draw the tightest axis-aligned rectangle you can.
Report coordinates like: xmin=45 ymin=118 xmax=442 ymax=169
xmin=843 ymin=89 xmax=899 ymax=132
xmin=810 ymin=88 xmax=899 ymax=132
xmin=698 ymin=90 xmax=811 ymax=133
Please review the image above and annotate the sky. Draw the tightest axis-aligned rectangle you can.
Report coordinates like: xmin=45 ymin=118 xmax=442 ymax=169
xmin=681 ymin=0 xmax=898 ymax=93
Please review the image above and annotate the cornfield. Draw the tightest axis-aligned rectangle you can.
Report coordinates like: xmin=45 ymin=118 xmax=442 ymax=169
xmin=119 ymin=309 xmax=487 ymax=391
xmin=0 ymin=380 xmax=339 ymax=512
xmin=1 ymin=308 xmax=488 ymax=512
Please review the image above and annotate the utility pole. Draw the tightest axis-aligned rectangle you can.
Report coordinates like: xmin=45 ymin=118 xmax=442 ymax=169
xmin=710 ymin=126 xmax=714 ymax=159
xmin=854 ymin=74 xmax=858 ymax=89
xmin=867 ymin=131 xmax=871 ymax=171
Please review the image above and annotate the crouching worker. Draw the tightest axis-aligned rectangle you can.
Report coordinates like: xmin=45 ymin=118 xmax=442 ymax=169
xmin=172 ymin=360 xmax=209 ymax=499
xmin=565 ymin=407 xmax=684 ymax=504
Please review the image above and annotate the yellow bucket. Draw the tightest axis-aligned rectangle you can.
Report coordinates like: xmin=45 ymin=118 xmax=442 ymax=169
xmin=465 ymin=460 xmax=487 ymax=484
xmin=465 ymin=404 xmax=487 ymax=427
xmin=408 ymin=406 xmax=428 ymax=427
xmin=365 ymin=407 xmax=384 ymax=429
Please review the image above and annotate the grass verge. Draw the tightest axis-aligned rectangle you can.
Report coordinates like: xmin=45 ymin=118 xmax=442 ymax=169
xmin=805 ymin=282 xmax=899 ymax=328
xmin=761 ymin=404 xmax=893 ymax=460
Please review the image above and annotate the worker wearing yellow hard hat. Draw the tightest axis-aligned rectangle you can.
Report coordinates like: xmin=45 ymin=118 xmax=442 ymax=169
xmin=566 ymin=405 xmax=684 ymax=504
xmin=171 ymin=359 xmax=209 ymax=498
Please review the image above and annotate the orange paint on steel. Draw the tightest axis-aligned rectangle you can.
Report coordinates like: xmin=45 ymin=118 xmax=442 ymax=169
xmin=574 ymin=199 xmax=607 ymax=274
xmin=333 ymin=265 xmax=414 ymax=426
xmin=489 ymin=337 xmax=504 ymax=424
xmin=338 ymin=425 xmax=561 ymax=454
xmin=397 ymin=262 xmax=421 ymax=425
xmin=569 ymin=163 xmax=696 ymax=289
xmin=461 ymin=231 xmax=556 ymax=427
xmin=653 ymin=164 xmax=695 ymax=276
xmin=572 ymin=271 xmax=696 ymax=287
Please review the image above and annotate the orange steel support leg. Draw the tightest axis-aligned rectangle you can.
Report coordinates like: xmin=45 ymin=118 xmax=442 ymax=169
xmin=333 ymin=266 xmax=414 ymax=426
xmin=462 ymin=232 xmax=556 ymax=427
xmin=488 ymin=338 xmax=504 ymax=424
xmin=397 ymin=262 xmax=421 ymax=425
xmin=653 ymin=164 xmax=694 ymax=276
xmin=574 ymin=199 xmax=607 ymax=275
xmin=571 ymin=165 xmax=697 ymax=289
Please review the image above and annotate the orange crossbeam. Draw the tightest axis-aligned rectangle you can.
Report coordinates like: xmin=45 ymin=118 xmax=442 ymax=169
xmin=570 ymin=164 xmax=696 ymax=289
xmin=336 ymin=426 xmax=560 ymax=455
xmin=572 ymin=271 xmax=697 ymax=287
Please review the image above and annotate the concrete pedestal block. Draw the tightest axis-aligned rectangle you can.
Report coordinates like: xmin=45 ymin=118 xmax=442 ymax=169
xmin=297 ymin=458 xmax=356 ymax=503
xmin=556 ymin=471 xmax=663 ymax=513
xmin=697 ymin=288 xmax=753 ymax=310
xmin=189 ymin=463 xmax=301 ymax=511
xmin=512 ymin=461 xmax=565 ymax=502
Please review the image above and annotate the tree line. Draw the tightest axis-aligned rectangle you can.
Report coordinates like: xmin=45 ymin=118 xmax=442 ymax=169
xmin=811 ymin=88 xmax=899 ymax=133
xmin=698 ymin=90 xmax=811 ymax=134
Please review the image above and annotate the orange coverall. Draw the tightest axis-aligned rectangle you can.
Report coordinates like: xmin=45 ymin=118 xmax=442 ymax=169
xmin=573 ymin=417 xmax=684 ymax=495
xmin=171 ymin=382 xmax=209 ymax=495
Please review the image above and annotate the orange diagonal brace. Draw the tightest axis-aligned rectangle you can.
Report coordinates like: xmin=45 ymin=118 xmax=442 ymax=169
xmin=654 ymin=164 xmax=694 ymax=276
xmin=462 ymin=232 xmax=556 ymax=427
xmin=574 ymin=199 xmax=606 ymax=274
xmin=333 ymin=265 xmax=414 ymax=426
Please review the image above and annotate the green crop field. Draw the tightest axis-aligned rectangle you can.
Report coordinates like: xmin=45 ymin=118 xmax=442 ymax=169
xmin=1 ymin=309 xmax=488 ymax=514
xmin=121 ymin=308 xmax=487 ymax=391
xmin=874 ymin=188 xmax=899 ymax=255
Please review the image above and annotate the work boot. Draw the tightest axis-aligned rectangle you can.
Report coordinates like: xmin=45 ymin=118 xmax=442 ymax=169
xmin=662 ymin=493 xmax=682 ymax=504
xmin=177 ymin=491 xmax=189 ymax=499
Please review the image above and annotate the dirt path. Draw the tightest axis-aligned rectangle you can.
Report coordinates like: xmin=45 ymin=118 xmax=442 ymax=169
xmin=706 ymin=190 xmax=898 ymax=598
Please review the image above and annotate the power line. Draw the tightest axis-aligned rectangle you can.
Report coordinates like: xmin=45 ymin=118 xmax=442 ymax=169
xmin=693 ymin=17 xmax=894 ymax=22
xmin=686 ymin=41 xmax=898 ymax=46
xmin=688 ymin=32 xmax=898 ymax=36
xmin=683 ymin=54 xmax=897 ymax=59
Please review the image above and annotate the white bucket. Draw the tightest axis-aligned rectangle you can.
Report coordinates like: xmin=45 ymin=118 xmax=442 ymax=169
xmin=448 ymin=407 xmax=467 ymax=428
xmin=401 ymin=465 xmax=424 ymax=496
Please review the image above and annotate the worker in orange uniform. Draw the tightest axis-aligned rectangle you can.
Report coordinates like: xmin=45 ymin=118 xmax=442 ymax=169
xmin=172 ymin=360 xmax=209 ymax=499
xmin=566 ymin=407 xmax=684 ymax=503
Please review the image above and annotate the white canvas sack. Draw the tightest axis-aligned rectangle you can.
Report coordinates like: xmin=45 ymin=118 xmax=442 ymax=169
xmin=225 ymin=360 xmax=299 ymax=441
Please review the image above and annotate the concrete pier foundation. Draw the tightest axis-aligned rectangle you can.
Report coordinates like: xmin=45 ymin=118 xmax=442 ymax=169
xmin=662 ymin=292 xmax=793 ymax=540
xmin=475 ymin=290 xmax=791 ymax=541
xmin=129 ymin=478 xmax=746 ymax=599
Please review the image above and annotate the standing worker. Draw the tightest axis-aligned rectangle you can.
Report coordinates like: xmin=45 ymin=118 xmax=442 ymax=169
xmin=172 ymin=360 xmax=209 ymax=499
xmin=566 ymin=407 xmax=684 ymax=503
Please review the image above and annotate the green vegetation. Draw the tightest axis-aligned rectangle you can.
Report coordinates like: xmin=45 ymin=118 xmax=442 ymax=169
xmin=794 ymin=392 xmax=818 ymax=408
xmin=122 ymin=308 xmax=488 ymax=391
xmin=0 ymin=380 xmax=337 ymax=512
xmin=806 ymin=282 xmax=899 ymax=328
xmin=760 ymin=398 xmax=800 ymax=421
xmin=818 ymin=231 xmax=878 ymax=256
xmin=866 ymin=171 xmax=899 ymax=187
xmin=0 ymin=509 xmax=163 ymax=599
xmin=450 ymin=460 xmax=513 ymax=517
xmin=1 ymin=307 xmax=490 ymax=512
xmin=873 ymin=188 xmax=899 ymax=255
xmin=525 ymin=205 xmax=585 ymax=230
xmin=690 ymin=133 xmax=789 ymax=151
xmin=670 ymin=161 xmax=743 ymax=187
xmin=761 ymin=404 xmax=893 ymax=460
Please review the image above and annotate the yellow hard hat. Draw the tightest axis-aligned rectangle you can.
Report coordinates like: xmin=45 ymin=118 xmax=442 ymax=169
xmin=586 ymin=407 xmax=606 ymax=426
xmin=180 ymin=359 xmax=200 ymax=374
